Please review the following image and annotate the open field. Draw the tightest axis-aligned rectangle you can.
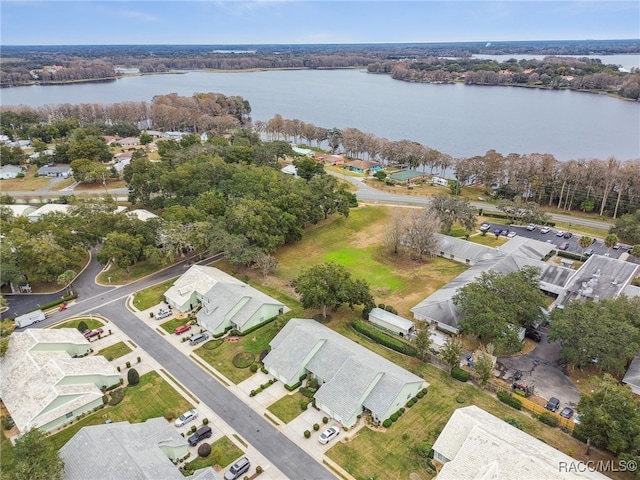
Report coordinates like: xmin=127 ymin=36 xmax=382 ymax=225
xmin=0 ymin=175 xmax=50 ymax=191
xmin=132 ymin=277 xmax=177 ymax=310
xmin=73 ymin=179 xmax=128 ymax=191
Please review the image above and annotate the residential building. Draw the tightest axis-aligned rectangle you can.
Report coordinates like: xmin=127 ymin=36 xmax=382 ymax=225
xmin=343 ymin=159 xmax=380 ymax=173
xmin=431 ymin=176 xmax=449 ymax=187
xmin=164 ymin=265 xmax=285 ymax=336
xmin=60 ymin=418 xmax=219 ymax=480
xmin=0 ymin=165 xmax=24 ymax=179
xmin=368 ymin=308 xmax=415 ymax=337
xmin=117 ymin=137 xmax=141 ymax=147
xmin=0 ymin=204 xmax=37 ymax=217
xmin=0 ymin=329 xmax=120 ymax=434
xmin=292 ymin=145 xmax=315 ymax=157
xmin=433 ymin=405 xmax=608 ymax=480
xmin=263 ymin=318 xmax=426 ymax=428
xmin=127 ymin=209 xmax=159 ymax=222
xmin=37 ymin=164 xmax=72 ymax=178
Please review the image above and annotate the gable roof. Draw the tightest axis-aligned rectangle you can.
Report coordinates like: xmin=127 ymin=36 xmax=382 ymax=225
xmin=165 ymin=265 xmax=240 ymax=307
xmin=60 ymin=418 xmax=220 ymax=480
xmin=264 ymin=319 xmax=425 ymax=421
xmin=434 ymin=406 xmax=608 ymax=480
xmin=126 ymin=209 xmax=159 ymax=222
xmin=0 ymin=329 xmax=118 ymax=433
xmin=369 ymin=308 xmax=414 ymax=331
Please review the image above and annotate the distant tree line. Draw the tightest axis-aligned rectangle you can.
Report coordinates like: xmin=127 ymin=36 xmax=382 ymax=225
xmin=0 ymin=60 xmax=117 ymax=86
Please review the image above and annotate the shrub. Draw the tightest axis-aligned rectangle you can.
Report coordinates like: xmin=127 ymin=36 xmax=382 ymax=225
xmin=249 ymin=363 xmax=259 ymax=373
xmin=249 ymin=390 xmax=256 ymax=397
xmin=538 ymin=412 xmax=559 ymax=427
xmin=384 ymin=305 xmax=398 ymax=315
xmin=456 ymin=396 xmax=466 ymax=404
xmin=197 ymin=443 xmax=211 ymax=458
xmin=451 ymin=367 xmax=469 ymax=382
xmin=125 ymin=361 xmax=131 ymax=369
xmin=202 ymin=418 xmax=209 ymax=425
xmin=390 ymin=413 xmax=399 ymax=422
xmin=108 ymin=388 xmax=124 ymax=406
xmin=102 ymin=394 xmax=108 ymax=405
xmin=116 ymin=366 xmax=121 ymax=372
xmin=260 ymin=366 xmax=268 ymax=374
xmin=504 ymin=417 xmax=524 ymax=430
xmin=308 ymin=378 xmax=320 ymax=390
xmin=420 ymin=388 xmax=428 ymax=396
xmin=304 ymin=430 xmax=311 ymax=438
xmin=232 ymin=352 xmax=255 ymax=369
xmin=351 ymin=319 xmax=417 ymax=357
xmin=322 ymin=417 xmax=328 ymax=424
xmin=127 ymin=368 xmax=140 ymax=386
xmin=417 ymin=441 xmax=432 ymax=458
xmin=301 ymin=401 xmax=308 ymax=410
xmin=256 ymin=466 xmax=263 ymax=474
xmin=313 ymin=423 xmax=320 ymax=431
xmin=137 ymin=356 xmax=141 ymax=363
xmin=300 ymin=387 xmax=315 ymax=399
xmin=399 ymin=408 xmax=405 ymax=414
xmin=406 ymin=400 xmax=415 ymax=408
xmin=416 ymin=390 xmax=425 ymax=399
xmin=497 ymin=390 xmax=522 ymax=410
xmin=77 ymin=321 xmax=88 ymax=333
xmin=382 ymin=419 xmax=393 ymax=428
xmin=285 ymin=381 xmax=302 ymax=392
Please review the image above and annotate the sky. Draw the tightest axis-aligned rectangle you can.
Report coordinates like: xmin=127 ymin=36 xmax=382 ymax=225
xmin=1 ymin=1 xmax=638 ymax=46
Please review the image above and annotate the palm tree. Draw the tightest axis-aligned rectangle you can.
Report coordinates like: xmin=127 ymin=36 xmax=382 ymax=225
xmin=604 ymin=233 xmax=619 ymax=256
xmin=57 ymin=270 xmax=77 ymax=295
xmin=578 ymin=236 xmax=592 ymax=260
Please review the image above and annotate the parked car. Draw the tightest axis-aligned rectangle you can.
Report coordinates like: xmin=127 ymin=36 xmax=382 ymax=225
xmin=318 ymin=426 xmax=340 ymax=445
xmin=545 ymin=397 xmax=560 ymax=412
xmin=83 ymin=328 xmax=103 ymax=339
xmin=175 ymin=324 xmax=192 ymax=335
xmin=525 ymin=329 xmax=542 ymax=342
xmin=156 ymin=308 xmax=172 ymax=320
xmin=560 ymin=407 xmax=574 ymax=419
xmin=613 ymin=243 xmax=621 ymax=250
xmin=555 ymin=230 xmax=565 ymax=237
xmin=189 ymin=332 xmax=209 ymax=346
xmin=500 ymin=229 xmax=509 ymax=237
xmin=188 ymin=425 xmax=212 ymax=447
xmin=174 ymin=409 xmax=198 ymax=427
xmin=480 ymin=223 xmax=491 ymax=232
xmin=224 ymin=457 xmax=250 ymax=480
xmin=584 ymin=248 xmax=594 ymax=257
xmin=493 ymin=228 xmax=503 ymax=236
xmin=526 ymin=223 xmax=537 ymax=231
xmin=507 ymin=231 xmax=517 ymax=238
xmin=540 ymin=226 xmax=551 ymax=234
xmin=563 ymin=232 xmax=573 ymax=239
xmin=558 ymin=242 xmax=569 ymax=250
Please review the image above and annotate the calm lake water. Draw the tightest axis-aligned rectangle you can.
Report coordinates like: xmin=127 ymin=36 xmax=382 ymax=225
xmin=2 ymin=68 xmax=639 ymax=161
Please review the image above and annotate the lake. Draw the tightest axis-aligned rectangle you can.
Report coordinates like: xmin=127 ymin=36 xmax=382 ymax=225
xmin=2 ymin=68 xmax=639 ymax=161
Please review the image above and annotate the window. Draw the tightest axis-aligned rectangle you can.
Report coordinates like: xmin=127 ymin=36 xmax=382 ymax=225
xmin=66 ymin=411 xmax=73 ymax=419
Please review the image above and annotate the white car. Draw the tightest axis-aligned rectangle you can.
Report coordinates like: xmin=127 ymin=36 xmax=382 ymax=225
xmin=507 ymin=231 xmax=517 ymax=238
xmin=540 ymin=226 xmax=551 ymax=234
xmin=318 ymin=426 xmax=340 ymax=445
xmin=174 ymin=409 xmax=198 ymax=427
xmin=479 ymin=223 xmax=491 ymax=232
xmin=555 ymin=230 xmax=565 ymax=237
xmin=526 ymin=223 xmax=536 ymax=231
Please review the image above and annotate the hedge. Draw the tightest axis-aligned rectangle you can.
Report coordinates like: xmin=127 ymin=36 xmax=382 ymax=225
xmin=556 ymin=250 xmax=584 ymax=261
xmin=26 ymin=291 xmax=78 ymax=313
xmin=351 ymin=319 xmax=417 ymax=357
xmin=497 ymin=390 xmax=523 ymax=410
xmin=212 ymin=326 xmax=233 ymax=339
xmin=285 ymin=381 xmax=302 ymax=392
xmin=538 ymin=412 xmax=559 ymax=427
xmin=451 ymin=367 xmax=469 ymax=382
xmin=382 ymin=419 xmax=392 ymax=428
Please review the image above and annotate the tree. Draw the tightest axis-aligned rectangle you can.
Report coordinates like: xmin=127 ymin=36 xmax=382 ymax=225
xmin=127 ymin=368 xmax=140 ymax=386
xmin=575 ymin=374 xmax=640 ymax=457
xmin=578 ymin=236 xmax=592 ymax=260
xmin=14 ymin=428 xmax=64 ymax=480
xmin=449 ymin=179 xmax=462 ymax=196
xmin=139 ymin=131 xmax=153 ymax=145
xmin=374 ymin=170 xmax=387 ymax=181
xmin=453 ymin=266 xmax=546 ymax=353
xmin=292 ymin=157 xmax=324 ymax=181
xmin=632 ymin=245 xmax=640 ymax=258
xmin=97 ymin=232 xmax=144 ymax=273
xmin=604 ymin=233 xmax=619 ymax=254
xmin=611 ymin=209 xmax=640 ymax=245
xmin=56 ymin=269 xmax=76 ymax=294
xmin=384 ymin=212 xmax=405 ymax=255
xmin=413 ymin=320 xmax=431 ymax=360
xmin=292 ymin=262 xmax=372 ymax=319
xmin=429 ymin=194 xmax=476 ymax=234
xmin=77 ymin=321 xmax=88 ymax=333
xmin=404 ymin=208 xmax=441 ymax=260
xmin=440 ymin=336 xmax=463 ymax=373
xmin=252 ymin=253 xmax=279 ymax=281
xmin=475 ymin=343 xmax=495 ymax=388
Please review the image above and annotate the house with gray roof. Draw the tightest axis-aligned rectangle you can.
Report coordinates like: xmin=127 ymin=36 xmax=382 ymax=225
xmin=60 ymin=418 xmax=220 ymax=480
xmin=37 ymin=164 xmax=72 ymax=178
xmin=0 ymin=329 xmax=120 ymax=434
xmin=164 ymin=265 xmax=284 ymax=335
xmin=0 ymin=164 xmax=24 ymax=179
xmin=263 ymin=319 xmax=426 ymax=428
xmin=433 ymin=405 xmax=608 ymax=480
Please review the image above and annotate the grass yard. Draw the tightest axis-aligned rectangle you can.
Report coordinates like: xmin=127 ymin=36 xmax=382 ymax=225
xmin=161 ymin=317 xmax=190 ymax=334
xmin=97 ymin=341 xmax=132 ymax=361
xmin=48 ymin=371 xmax=193 ymax=451
xmin=266 ymin=392 xmax=307 ymax=424
xmin=195 ymin=320 xmax=283 ymax=384
xmin=50 ymin=178 xmax=76 ymax=190
xmin=0 ymin=174 xmax=51 ymax=191
xmin=74 ymin=179 xmax=128 ymax=191
xmin=184 ymin=436 xmax=244 ymax=472
xmin=97 ymin=261 xmax=166 ymax=286
xmin=54 ymin=317 xmax=104 ymax=330
xmin=132 ymin=277 xmax=177 ymax=310
xmin=468 ymin=233 xmax=508 ymax=247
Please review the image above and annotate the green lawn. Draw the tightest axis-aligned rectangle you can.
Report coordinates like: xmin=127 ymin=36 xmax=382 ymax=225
xmin=161 ymin=317 xmax=190 ymax=334
xmin=266 ymin=392 xmax=307 ymax=424
xmin=53 ymin=317 xmax=104 ymax=331
xmin=132 ymin=277 xmax=177 ymax=311
xmin=184 ymin=436 xmax=243 ymax=473
xmin=195 ymin=320 xmax=283 ymax=384
xmin=468 ymin=233 xmax=508 ymax=247
xmin=48 ymin=371 xmax=193 ymax=451
xmin=97 ymin=261 xmax=165 ymax=286
xmin=97 ymin=341 xmax=132 ymax=361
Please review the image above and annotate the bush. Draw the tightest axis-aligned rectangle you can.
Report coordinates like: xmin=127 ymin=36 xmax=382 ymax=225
xmin=126 ymin=361 xmax=131 ymax=369
xmin=137 ymin=356 xmax=141 ymax=363
xmin=108 ymin=388 xmax=125 ymax=406
xmin=351 ymin=319 xmax=417 ymax=357
xmin=77 ymin=321 xmax=88 ymax=333
xmin=406 ymin=400 xmax=415 ymax=408
xmin=313 ymin=423 xmax=320 ymax=431
xmin=285 ymin=381 xmax=302 ymax=392
xmin=249 ymin=363 xmax=259 ymax=373
xmin=101 ymin=394 xmax=108 ymax=405
xmin=202 ymin=418 xmax=209 ymax=425
xmin=300 ymin=387 xmax=315 ymax=399
xmin=504 ymin=417 xmax=524 ymax=430
xmin=456 ymin=396 xmax=466 ymax=404
xmin=416 ymin=390 xmax=425 ymax=399
xmin=390 ymin=413 xmax=399 ymax=422
xmin=304 ymin=430 xmax=311 ymax=438
xmin=256 ymin=466 xmax=263 ymax=474
xmin=301 ymin=401 xmax=308 ymax=410
xmin=260 ymin=366 xmax=268 ymax=374
xmin=416 ymin=441 xmax=433 ymax=458
xmin=232 ymin=352 xmax=255 ymax=369
xmin=497 ymin=390 xmax=522 ymax=410
xmin=384 ymin=305 xmax=398 ymax=315
xmin=420 ymin=388 xmax=428 ymax=396
xmin=451 ymin=367 xmax=469 ymax=382
xmin=538 ymin=412 xmax=559 ymax=427
xmin=382 ymin=419 xmax=393 ymax=428
xmin=116 ymin=366 xmax=121 ymax=372
xmin=127 ymin=368 xmax=139 ymax=386
xmin=197 ymin=443 xmax=211 ymax=458
xmin=322 ymin=417 xmax=328 ymax=424
xmin=308 ymin=378 xmax=320 ymax=390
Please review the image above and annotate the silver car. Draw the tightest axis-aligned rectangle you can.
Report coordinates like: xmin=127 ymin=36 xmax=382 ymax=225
xmin=174 ymin=409 xmax=198 ymax=427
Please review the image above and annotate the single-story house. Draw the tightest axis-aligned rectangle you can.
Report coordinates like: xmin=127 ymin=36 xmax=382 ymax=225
xmin=318 ymin=154 xmax=345 ymax=165
xmin=433 ymin=406 xmax=608 ymax=480
xmin=164 ymin=265 xmax=285 ymax=336
xmin=116 ymin=137 xmax=140 ymax=147
xmin=0 ymin=165 xmax=24 ymax=179
xmin=163 ymin=132 xmax=186 ymax=140
xmin=388 ymin=170 xmax=429 ymax=184
xmin=0 ymin=134 xmax=10 ymax=144
xmin=27 ymin=203 xmax=72 ymax=221
xmin=431 ymin=175 xmax=449 ymax=187
xmin=112 ymin=152 xmax=133 ymax=173
xmin=7 ymin=139 xmax=31 ymax=148
xmin=368 ymin=308 xmax=415 ymax=337
xmin=281 ymin=164 xmax=298 ymax=177
xmin=263 ymin=318 xmax=426 ymax=428
xmin=59 ymin=418 xmax=220 ymax=480
xmin=37 ymin=164 xmax=72 ymax=178
xmin=292 ymin=145 xmax=315 ymax=157
xmin=145 ymin=130 xmax=164 ymax=138
xmin=126 ymin=209 xmax=159 ymax=222
xmin=0 ymin=204 xmax=37 ymax=217
xmin=343 ymin=159 xmax=380 ymax=174
xmin=623 ymin=351 xmax=640 ymax=395
xmin=0 ymin=329 xmax=120 ymax=434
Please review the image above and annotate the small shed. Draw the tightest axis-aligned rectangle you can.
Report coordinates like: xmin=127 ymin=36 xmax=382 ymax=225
xmin=368 ymin=308 xmax=415 ymax=337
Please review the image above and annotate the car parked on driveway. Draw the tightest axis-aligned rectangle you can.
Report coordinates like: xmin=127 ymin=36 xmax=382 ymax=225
xmin=559 ymin=242 xmax=569 ymax=250
xmin=545 ymin=397 xmax=560 ymax=412
xmin=174 ymin=409 xmax=198 ymax=427
xmin=175 ymin=324 xmax=192 ymax=335
xmin=224 ymin=457 xmax=250 ymax=480
xmin=84 ymin=328 xmax=103 ymax=339
xmin=540 ymin=226 xmax=551 ymax=234
xmin=188 ymin=425 xmax=212 ymax=447
xmin=560 ymin=407 xmax=574 ymax=419
xmin=156 ymin=308 xmax=172 ymax=320
xmin=318 ymin=426 xmax=340 ymax=445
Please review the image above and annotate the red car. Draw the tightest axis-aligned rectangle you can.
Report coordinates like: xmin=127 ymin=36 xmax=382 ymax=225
xmin=558 ymin=242 xmax=570 ymax=251
xmin=175 ymin=324 xmax=192 ymax=335
xmin=83 ymin=328 xmax=103 ymax=339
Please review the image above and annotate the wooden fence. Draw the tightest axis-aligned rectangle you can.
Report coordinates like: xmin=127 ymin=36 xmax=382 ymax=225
xmin=496 ymin=385 xmax=575 ymax=431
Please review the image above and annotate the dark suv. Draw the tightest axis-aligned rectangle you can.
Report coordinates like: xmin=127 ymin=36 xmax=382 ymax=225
xmin=188 ymin=425 xmax=212 ymax=447
xmin=545 ymin=397 xmax=560 ymax=412
xmin=525 ymin=329 xmax=542 ymax=342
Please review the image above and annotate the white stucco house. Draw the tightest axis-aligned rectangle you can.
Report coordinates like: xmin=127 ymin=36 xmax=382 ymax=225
xmin=263 ymin=318 xmax=427 ymax=428
xmin=60 ymin=418 xmax=219 ymax=480
xmin=164 ymin=265 xmax=285 ymax=335
xmin=433 ymin=406 xmax=608 ymax=480
xmin=0 ymin=329 xmax=120 ymax=434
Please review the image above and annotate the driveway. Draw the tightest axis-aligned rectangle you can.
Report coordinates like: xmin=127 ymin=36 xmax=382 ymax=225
xmin=495 ymin=327 xmax=581 ymax=412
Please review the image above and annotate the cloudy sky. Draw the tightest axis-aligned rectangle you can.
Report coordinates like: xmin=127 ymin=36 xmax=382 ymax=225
xmin=1 ymin=1 xmax=638 ymax=45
